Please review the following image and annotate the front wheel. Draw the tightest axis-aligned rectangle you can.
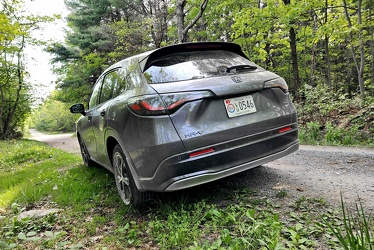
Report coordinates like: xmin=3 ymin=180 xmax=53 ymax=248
xmin=112 ymin=145 xmax=149 ymax=207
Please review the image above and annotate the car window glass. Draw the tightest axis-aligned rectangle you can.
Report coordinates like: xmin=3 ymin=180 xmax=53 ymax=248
xmin=89 ymin=78 xmax=102 ymax=109
xmin=144 ymin=50 xmax=251 ymax=84
xmin=100 ymin=71 xmax=117 ymax=103
xmin=126 ymin=58 xmax=143 ymax=88
xmin=112 ymin=68 xmax=127 ymax=98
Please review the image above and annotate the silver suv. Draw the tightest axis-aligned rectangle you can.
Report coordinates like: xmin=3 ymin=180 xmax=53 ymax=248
xmin=70 ymin=42 xmax=299 ymax=206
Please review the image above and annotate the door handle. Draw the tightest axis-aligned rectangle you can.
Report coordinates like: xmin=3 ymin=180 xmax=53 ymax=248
xmin=100 ymin=110 xmax=106 ymax=117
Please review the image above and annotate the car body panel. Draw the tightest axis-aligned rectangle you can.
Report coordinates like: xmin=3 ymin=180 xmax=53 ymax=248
xmin=71 ymin=41 xmax=299 ymax=194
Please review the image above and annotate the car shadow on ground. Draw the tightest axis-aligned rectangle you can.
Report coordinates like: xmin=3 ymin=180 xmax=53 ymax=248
xmin=135 ymin=165 xmax=284 ymax=212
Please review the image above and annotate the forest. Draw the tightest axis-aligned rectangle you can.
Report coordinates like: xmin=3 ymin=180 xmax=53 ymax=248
xmin=0 ymin=0 xmax=373 ymax=144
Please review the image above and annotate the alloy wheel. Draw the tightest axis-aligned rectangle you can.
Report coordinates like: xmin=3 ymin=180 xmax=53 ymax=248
xmin=113 ymin=151 xmax=132 ymax=205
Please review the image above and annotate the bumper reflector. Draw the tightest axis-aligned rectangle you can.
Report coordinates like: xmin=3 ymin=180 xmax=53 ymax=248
xmin=189 ymin=148 xmax=215 ymax=158
xmin=279 ymin=126 xmax=292 ymax=133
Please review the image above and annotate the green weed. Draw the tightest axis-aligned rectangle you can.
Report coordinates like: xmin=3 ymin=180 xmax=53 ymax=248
xmin=323 ymin=195 xmax=373 ymax=249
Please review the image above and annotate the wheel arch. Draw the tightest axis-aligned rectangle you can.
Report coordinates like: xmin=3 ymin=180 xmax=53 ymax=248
xmin=106 ymin=136 xmax=146 ymax=191
xmin=106 ymin=136 xmax=118 ymax=166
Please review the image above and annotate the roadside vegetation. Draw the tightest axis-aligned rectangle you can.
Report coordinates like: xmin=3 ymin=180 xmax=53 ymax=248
xmin=1 ymin=140 xmax=373 ymax=249
xmin=297 ymin=84 xmax=373 ymax=147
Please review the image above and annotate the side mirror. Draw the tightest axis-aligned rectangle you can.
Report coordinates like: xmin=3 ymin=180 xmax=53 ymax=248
xmin=69 ymin=103 xmax=86 ymax=115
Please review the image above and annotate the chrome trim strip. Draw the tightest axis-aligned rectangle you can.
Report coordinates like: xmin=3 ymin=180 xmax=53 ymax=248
xmin=164 ymin=142 xmax=299 ymax=191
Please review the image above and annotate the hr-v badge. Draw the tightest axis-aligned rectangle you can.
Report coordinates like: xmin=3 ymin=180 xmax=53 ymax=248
xmin=231 ymin=76 xmax=242 ymax=83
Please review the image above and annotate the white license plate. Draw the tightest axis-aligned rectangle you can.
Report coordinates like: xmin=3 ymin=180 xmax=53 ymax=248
xmin=224 ymin=95 xmax=257 ymax=118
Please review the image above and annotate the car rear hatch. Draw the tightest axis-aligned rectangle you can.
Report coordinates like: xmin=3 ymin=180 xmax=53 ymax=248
xmin=139 ymin=42 xmax=296 ymax=151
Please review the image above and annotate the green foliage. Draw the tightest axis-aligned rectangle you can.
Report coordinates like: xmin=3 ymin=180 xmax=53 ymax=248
xmin=109 ymin=19 xmax=152 ymax=60
xmin=46 ymin=0 xmax=374 ymax=121
xmin=30 ymin=97 xmax=77 ymax=132
xmin=297 ymin=84 xmax=373 ymax=147
xmin=0 ymin=0 xmax=56 ymax=140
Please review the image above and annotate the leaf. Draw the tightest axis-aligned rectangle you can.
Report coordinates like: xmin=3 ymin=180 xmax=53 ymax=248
xmin=44 ymin=231 xmax=54 ymax=237
xmin=223 ymin=234 xmax=232 ymax=245
xmin=26 ymin=231 xmax=37 ymax=237
xmin=17 ymin=232 xmax=26 ymax=240
xmin=295 ymin=223 xmax=303 ymax=232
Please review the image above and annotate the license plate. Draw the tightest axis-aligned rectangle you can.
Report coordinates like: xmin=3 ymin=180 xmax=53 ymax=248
xmin=224 ymin=95 xmax=257 ymax=118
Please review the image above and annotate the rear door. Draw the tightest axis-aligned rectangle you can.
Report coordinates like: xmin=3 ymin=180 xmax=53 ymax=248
xmin=79 ymin=78 xmax=102 ymax=161
xmin=90 ymin=68 xmax=124 ymax=165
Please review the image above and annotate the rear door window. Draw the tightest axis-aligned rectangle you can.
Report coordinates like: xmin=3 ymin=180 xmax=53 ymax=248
xmin=89 ymin=78 xmax=102 ymax=109
xmin=144 ymin=50 xmax=250 ymax=84
xmin=100 ymin=69 xmax=123 ymax=103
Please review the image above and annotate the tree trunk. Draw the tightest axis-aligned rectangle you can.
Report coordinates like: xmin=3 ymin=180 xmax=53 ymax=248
xmin=343 ymin=0 xmax=365 ymax=101
xmin=176 ymin=0 xmax=186 ymax=43
xmin=289 ymin=26 xmax=300 ymax=99
xmin=368 ymin=2 xmax=374 ymax=90
xmin=3 ymin=35 xmax=26 ymax=139
xmin=283 ymin=0 xmax=300 ymax=100
xmin=324 ymin=36 xmax=332 ymax=88
xmin=148 ymin=0 xmax=168 ymax=48
xmin=176 ymin=0 xmax=208 ymax=43
xmin=324 ymin=0 xmax=332 ymax=87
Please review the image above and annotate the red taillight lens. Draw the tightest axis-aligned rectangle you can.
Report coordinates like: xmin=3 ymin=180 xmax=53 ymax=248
xmin=128 ymin=91 xmax=213 ymax=116
xmin=128 ymin=95 xmax=168 ymax=116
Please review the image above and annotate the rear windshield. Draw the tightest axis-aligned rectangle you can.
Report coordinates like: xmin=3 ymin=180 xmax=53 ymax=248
xmin=144 ymin=50 xmax=251 ymax=84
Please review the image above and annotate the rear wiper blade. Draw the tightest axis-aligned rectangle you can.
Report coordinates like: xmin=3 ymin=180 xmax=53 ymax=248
xmin=226 ymin=64 xmax=257 ymax=73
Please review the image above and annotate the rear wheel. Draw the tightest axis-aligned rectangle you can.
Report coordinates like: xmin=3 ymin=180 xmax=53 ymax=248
xmin=78 ymin=136 xmax=95 ymax=167
xmin=112 ymin=145 xmax=148 ymax=207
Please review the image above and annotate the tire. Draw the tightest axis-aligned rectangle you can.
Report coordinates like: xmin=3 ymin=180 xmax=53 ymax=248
xmin=112 ymin=145 xmax=149 ymax=207
xmin=78 ymin=136 xmax=95 ymax=167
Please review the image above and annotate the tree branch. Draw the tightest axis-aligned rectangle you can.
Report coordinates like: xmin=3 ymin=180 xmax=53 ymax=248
xmin=182 ymin=0 xmax=208 ymax=42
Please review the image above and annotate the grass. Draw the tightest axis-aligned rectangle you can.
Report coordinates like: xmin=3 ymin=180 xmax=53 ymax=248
xmin=0 ymin=140 xmax=373 ymax=249
xmin=323 ymin=195 xmax=373 ymax=250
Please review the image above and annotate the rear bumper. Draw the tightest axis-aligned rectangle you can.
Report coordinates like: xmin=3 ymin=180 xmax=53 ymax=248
xmin=165 ymin=141 xmax=298 ymax=191
xmin=138 ymin=124 xmax=299 ymax=191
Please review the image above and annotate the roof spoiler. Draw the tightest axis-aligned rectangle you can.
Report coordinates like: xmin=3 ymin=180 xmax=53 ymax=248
xmin=139 ymin=42 xmax=250 ymax=72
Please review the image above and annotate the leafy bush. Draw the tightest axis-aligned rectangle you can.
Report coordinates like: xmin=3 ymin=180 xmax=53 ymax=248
xmin=30 ymin=99 xmax=77 ymax=133
xmin=296 ymin=84 xmax=373 ymax=147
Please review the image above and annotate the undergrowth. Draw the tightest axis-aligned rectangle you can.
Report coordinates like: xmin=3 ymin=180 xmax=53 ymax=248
xmin=296 ymin=84 xmax=373 ymax=147
xmin=0 ymin=140 xmax=373 ymax=249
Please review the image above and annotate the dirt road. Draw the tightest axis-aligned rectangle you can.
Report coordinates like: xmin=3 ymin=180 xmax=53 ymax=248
xmin=251 ymin=145 xmax=374 ymax=210
xmin=28 ymin=130 xmax=374 ymax=210
xmin=28 ymin=129 xmax=80 ymax=154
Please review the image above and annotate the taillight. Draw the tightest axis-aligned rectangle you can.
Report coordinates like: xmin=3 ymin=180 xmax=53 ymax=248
xmin=264 ymin=78 xmax=288 ymax=93
xmin=128 ymin=95 xmax=168 ymax=116
xmin=128 ymin=91 xmax=214 ymax=116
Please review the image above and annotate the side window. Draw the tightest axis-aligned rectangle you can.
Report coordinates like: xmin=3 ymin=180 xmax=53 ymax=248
xmin=88 ymin=78 xmax=103 ymax=109
xmin=112 ymin=68 xmax=127 ymax=98
xmin=100 ymin=69 xmax=123 ymax=103
xmin=126 ymin=58 xmax=143 ymax=88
